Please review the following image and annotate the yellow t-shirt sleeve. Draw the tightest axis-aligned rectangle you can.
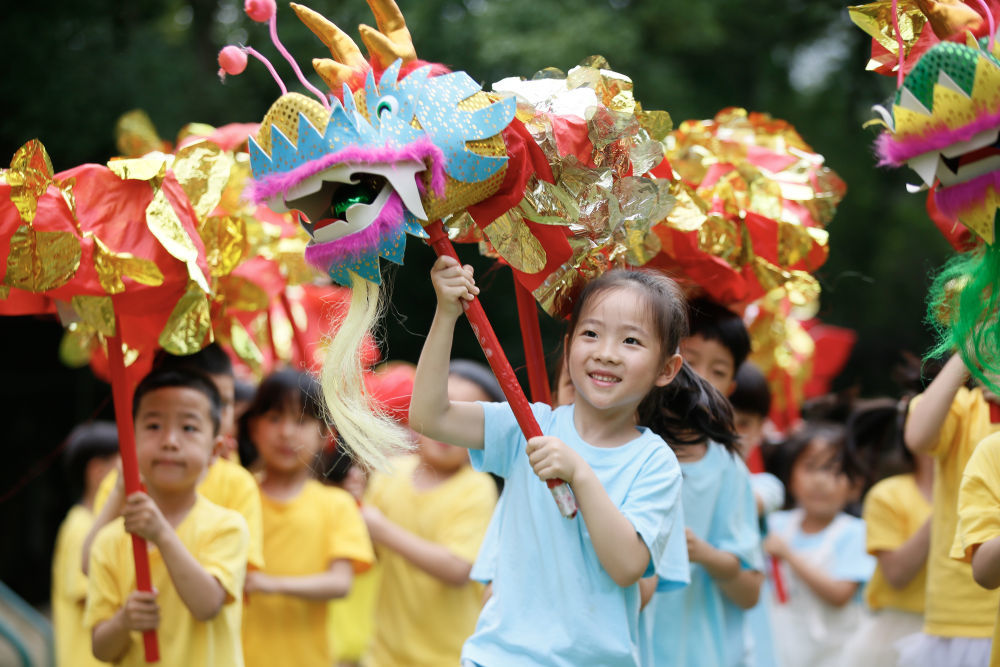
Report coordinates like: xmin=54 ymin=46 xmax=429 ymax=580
xmin=203 ymin=461 xmax=265 ymax=570
xmin=326 ymin=488 xmax=375 ymax=573
xmin=433 ymin=476 xmax=497 ymax=563
xmin=912 ymin=388 xmax=967 ymax=459
xmin=83 ymin=525 xmax=125 ymax=631
xmin=198 ymin=512 xmax=250 ymax=604
xmin=864 ymin=481 xmax=908 ymax=554
xmin=952 ymin=436 xmax=1000 ymax=562
xmin=56 ymin=509 xmax=93 ymax=603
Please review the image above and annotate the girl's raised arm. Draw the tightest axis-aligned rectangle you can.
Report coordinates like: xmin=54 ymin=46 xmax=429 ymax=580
xmin=409 ymin=256 xmax=486 ymax=450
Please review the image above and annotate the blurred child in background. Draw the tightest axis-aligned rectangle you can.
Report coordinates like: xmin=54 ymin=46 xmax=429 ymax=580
xmin=239 ymin=369 xmax=373 ymax=667
xmin=899 ymin=353 xmax=1000 ymax=666
xmin=362 ymin=359 xmax=499 ymax=667
xmin=641 ymin=298 xmax=764 ymax=667
xmin=729 ymin=361 xmax=784 ymax=667
xmin=764 ymin=422 xmax=874 ymax=667
xmin=952 ymin=429 xmax=1000 ymax=667
xmin=840 ymin=399 xmax=932 ymax=667
xmin=51 ymin=421 xmax=118 ymax=667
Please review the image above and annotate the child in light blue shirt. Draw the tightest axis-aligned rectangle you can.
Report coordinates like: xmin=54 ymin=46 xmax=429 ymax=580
xmin=412 ymin=261 xmax=737 ymax=666
xmin=641 ymin=440 xmax=763 ymax=667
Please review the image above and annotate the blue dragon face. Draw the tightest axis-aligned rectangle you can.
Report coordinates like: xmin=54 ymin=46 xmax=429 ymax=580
xmin=246 ymin=59 xmax=516 ymax=285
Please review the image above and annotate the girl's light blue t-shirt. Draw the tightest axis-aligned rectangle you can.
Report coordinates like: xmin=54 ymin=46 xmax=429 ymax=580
xmin=641 ymin=441 xmax=764 ymax=667
xmin=462 ymin=402 xmax=688 ymax=667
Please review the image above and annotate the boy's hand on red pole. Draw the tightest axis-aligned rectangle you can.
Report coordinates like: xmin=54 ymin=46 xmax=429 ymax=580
xmin=122 ymin=493 xmax=170 ymax=545
xmin=122 ymin=590 xmax=160 ymax=632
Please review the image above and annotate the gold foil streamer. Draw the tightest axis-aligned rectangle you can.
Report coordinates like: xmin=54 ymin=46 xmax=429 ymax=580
xmin=227 ymin=319 xmax=264 ymax=369
xmin=145 ymin=183 xmax=211 ymax=294
xmin=482 ymin=209 xmax=547 ymax=274
xmin=115 ymin=110 xmax=166 ymax=158
xmin=217 ymin=275 xmax=270 ymax=313
xmin=70 ymin=295 xmax=116 ymax=337
xmin=172 ymin=140 xmax=232 ymax=223
xmin=4 ymin=225 xmax=81 ymax=292
xmin=849 ymin=2 xmax=927 ymax=57
xmin=159 ymin=281 xmax=212 ymax=355
xmin=200 ymin=216 xmax=248 ymax=278
xmin=59 ymin=322 xmax=95 ymax=368
xmin=88 ymin=233 xmax=164 ymax=294
xmin=6 ymin=141 xmax=54 ymax=224
xmin=748 ymin=288 xmax=817 ymax=416
xmin=108 ymin=157 xmax=168 ymax=183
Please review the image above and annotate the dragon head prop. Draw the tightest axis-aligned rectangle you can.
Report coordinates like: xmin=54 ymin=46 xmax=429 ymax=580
xmin=236 ymin=3 xmax=516 ymax=285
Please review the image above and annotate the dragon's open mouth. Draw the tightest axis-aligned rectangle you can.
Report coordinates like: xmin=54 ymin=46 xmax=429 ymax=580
xmin=274 ymin=160 xmax=428 ymax=245
xmin=904 ymin=127 xmax=1000 ymax=190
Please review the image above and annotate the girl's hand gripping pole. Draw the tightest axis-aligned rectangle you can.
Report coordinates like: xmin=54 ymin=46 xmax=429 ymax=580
xmin=425 ymin=220 xmax=578 ymax=518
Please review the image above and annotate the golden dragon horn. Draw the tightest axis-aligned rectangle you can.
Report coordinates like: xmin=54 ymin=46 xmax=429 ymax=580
xmin=291 ymin=2 xmax=368 ymax=89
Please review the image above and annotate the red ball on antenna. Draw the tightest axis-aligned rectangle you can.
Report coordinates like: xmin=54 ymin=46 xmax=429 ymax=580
xmin=245 ymin=0 xmax=276 ymax=22
xmin=218 ymin=46 xmax=248 ymax=78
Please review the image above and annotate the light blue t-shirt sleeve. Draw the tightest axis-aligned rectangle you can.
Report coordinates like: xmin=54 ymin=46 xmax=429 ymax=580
xmin=831 ymin=517 xmax=877 ymax=582
xmin=710 ymin=457 xmax=764 ymax=571
xmin=627 ymin=443 xmax=689 ymax=590
xmin=751 ymin=472 xmax=785 ymax=516
xmin=471 ymin=401 xmax=546 ymax=478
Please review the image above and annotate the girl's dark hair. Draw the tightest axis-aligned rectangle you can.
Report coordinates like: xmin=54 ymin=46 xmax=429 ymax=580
xmin=845 ymin=398 xmax=911 ymax=496
xmin=449 ymin=359 xmax=504 ymax=402
xmin=769 ymin=421 xmax=867 ymax=510
xmin=237 ymin=369 xmax=325 ymax=467
xmin=566 ymin=269 xmax=737 ymax=451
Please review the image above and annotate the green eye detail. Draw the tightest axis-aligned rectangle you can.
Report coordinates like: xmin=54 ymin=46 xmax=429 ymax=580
xmin=375 ymin=96 xmax=398 ymax=118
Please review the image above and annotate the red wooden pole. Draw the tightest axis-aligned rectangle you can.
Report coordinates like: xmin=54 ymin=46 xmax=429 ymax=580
xmin=106 ymin=335 xmax=160 ymax=662
xmin=513 ymin=276 xmax=552 ymax=406
xmin=425 ymin=221 xmax=576 ymax=518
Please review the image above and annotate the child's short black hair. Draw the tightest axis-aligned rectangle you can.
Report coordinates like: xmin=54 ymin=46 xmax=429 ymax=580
xmin=132 ymin=368 xmax=222 ymax=436
xmin=234 ymin=377 xmax=256 ymax=404
xmin=154 ymin=342 xmax=233 ymax=378
xmin=729 ymin=362 xmax=771 ymax=418
xmin=318 ymin=444 xmax=354 ymax=485
xmin=64 ymin=421 xmax=119 ymax=499
xmin=687 ymin=297 xmax=751 ymax=371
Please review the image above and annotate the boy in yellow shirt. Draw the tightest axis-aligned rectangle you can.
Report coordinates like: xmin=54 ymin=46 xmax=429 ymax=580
xmin=85 ymin=344 xmax=264 ymax=574
xmin=363 ymin=362 xmax=499 ymax=667
xmin=51 ymin=422 xmax=118 ymax=667
xmin=952 ymin=430 xmax=1000 ymax=666
xmin=84 ymin=368 xmax=249 ymax=666
xmin=901 ymin=353 xmax=1000 ymax=665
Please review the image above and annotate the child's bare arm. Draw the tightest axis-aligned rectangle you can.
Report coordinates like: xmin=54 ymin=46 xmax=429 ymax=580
xmin=244 ymin=559 xmax=354 ymax=600
xmin=971 ymin=536 xmax=1000 ymax=589
xmin=904 ymin=354 xmax=969 ymax=455
xmin=528 ymin=436 xmax=650 ymax=587
xmin=639 ymin=575 xmax=657 ymax=610
xmin=410 ymin=256 xmax=486 ymax=450
xmin=92 ymin=590 xmax=159 ymax=662
xmin=123 ymin=494 xmax=226 ymax=621
xmin=362 ymin=505 xmax=473 ymax=586
xmin=765 ymin=534 xmax=858 ymax=606
xmin=686 ymin=528 xmax=762 ymax=608
xmin=876 ymin=517 xmax=932 ymax=589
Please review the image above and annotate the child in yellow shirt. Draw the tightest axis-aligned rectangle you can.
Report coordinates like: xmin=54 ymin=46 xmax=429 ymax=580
xmin=362 ymin=361 xmax=499 ymax=667
xmin=86 ymin=344 xmax=265 ymax=573
xmin=51 ymin=422 xmax=118 ymax=667
xmin=900 ymin=353 xmax=1000 ymax=666
xmin=952 ymin=430 xmax=1000 ymax=667
xmin=84 ymin=368 xmax=249 ymax=666
xmin=239 ymin=370 xmax=374 ymax=667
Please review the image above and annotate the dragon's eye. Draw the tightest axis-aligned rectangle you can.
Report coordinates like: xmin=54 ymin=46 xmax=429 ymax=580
xmin=375 ymin=95 xmax=399 ymax=119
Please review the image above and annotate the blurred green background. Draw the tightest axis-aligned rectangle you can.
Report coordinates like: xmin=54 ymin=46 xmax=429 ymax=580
xmin=1 ymin=0 xmax=951 ymax=605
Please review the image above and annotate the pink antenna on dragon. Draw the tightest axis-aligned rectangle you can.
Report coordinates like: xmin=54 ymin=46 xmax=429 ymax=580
xmin=218 ymin=0 xmax=330 ymax=108
xmin=972 ymin=0 xmax=997 ymax=51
